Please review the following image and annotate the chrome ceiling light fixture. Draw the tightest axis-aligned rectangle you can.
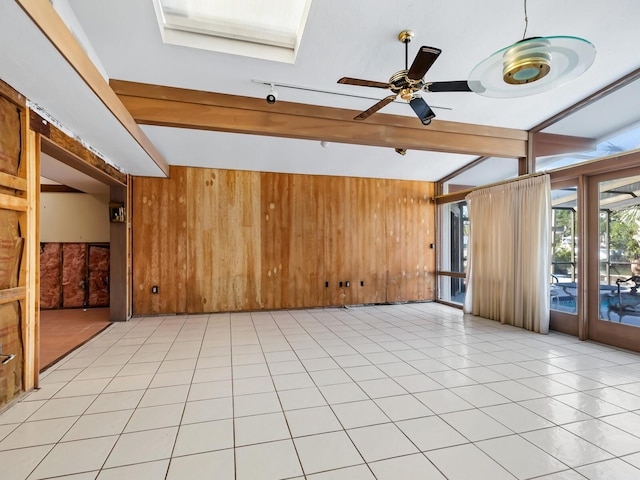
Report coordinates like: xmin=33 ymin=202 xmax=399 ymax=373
xmin=468 ymin=0 xmax=596 ymax=98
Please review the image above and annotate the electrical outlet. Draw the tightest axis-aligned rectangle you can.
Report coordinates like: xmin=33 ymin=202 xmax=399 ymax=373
xmin=151 ymin=286 xmax=159 ymax=294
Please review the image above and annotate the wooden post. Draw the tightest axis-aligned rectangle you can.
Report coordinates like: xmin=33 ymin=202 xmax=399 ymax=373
xmin=19 ymin=110 xmax=40 ymax=389
xmin=110 ymin=181 xmax=131 ymax=321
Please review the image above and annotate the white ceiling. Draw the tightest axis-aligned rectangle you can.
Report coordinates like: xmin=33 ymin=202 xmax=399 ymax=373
xmin=2 ymin=0 xmax=640 ymax=183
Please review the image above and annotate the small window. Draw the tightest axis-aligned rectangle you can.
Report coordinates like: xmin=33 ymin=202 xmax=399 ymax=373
xmin=153 ymin=0 xmax=313 ymax=63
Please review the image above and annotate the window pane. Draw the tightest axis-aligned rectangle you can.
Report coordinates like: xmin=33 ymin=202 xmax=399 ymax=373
xmin=442 ymin=157 xmax=518 ymax=193
xmin=599 ymin=176 xmax=640 ymax=325
xmin=438 ymin=201 xmax=468 ymax=305
xmin=551 ymin=187 xmax=578 ymax=313
xmin=536 ymin=76 xmax=640 ymax=172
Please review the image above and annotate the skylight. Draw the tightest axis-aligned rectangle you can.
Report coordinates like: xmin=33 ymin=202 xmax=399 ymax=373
xmin=153 ymin=0 xmax=313 ymax=63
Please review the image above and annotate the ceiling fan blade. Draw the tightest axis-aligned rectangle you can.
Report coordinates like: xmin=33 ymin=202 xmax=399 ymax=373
xmin=338 ymin=77 xmax=391 ymax=89
xmin=407 ymin=46 xmax=441 ymax=80
xmin=426 ymin=80 xmax=472 ymax=93
xmin=354 ymin=94 xmax=397 ymax=120
xmin=409 ymin=96 xmax=436 ymax=125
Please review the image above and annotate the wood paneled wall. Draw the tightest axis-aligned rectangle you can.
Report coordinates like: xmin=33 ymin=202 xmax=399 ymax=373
xmin=132 ymin=166 xmax=435 ymax=315
xmin=186 ymin=168 xmax=262 ymax=312
xmin=132 ymin=168 xmax=188 ymax=314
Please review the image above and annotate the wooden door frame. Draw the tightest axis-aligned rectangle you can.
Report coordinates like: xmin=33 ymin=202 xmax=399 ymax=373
xmin=548 ymin=178 xmax=580 ymax=337
xmin=37 ymin=119 xmax=131 ymax=322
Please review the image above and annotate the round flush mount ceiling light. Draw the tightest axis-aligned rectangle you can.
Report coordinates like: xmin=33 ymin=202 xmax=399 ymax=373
xmin=468 ymin=35 xmax=596 ymax=98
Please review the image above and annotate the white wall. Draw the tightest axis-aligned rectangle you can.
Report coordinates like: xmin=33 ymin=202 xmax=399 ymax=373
xmin=40 ymin=193 xmax=110 ymax=243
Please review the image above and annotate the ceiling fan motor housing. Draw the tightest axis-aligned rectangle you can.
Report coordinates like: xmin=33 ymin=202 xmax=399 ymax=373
xmin=389 ymin=70 xmax=423 ymax=100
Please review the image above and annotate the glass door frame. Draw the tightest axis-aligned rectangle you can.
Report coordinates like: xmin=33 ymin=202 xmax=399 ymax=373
xmin=586 ymin=165 xmax=640 ymax=351
xmin=435 ymin=197 xmax=469 ymax=308
xmin=549 ymin=178 xmax=581 ymax=337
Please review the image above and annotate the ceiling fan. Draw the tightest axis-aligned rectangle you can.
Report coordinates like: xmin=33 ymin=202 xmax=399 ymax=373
xmin=338 ymin=30 xmax=472 ymax=125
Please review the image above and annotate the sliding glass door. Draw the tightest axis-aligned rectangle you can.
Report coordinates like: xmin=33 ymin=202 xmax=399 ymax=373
xmin=588 ymin=169 xmax=640 ymax=350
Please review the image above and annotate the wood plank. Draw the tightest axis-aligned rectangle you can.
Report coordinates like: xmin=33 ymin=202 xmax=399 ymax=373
xmin=116 ymin=95 xmax=527 ymax=159
xmin=0 ymin=193 xmax=27 ymax=212
xmin=385 ymin=180 xmax=435 ymax=302
xmin=29 ymin=109 xmax=50 ymax=136
xmin=41 ymin=124 xmax=127 ymax=186
xmin=18 ymin=122 xmax=39 ymax=391
xmin=0 ymin=287 xmax=26 ymax=305
xmin=132 ymin=168 xmax=187 ymax=314
xmin=260 ymin=172 xmax=290 ymax=309
xmin=0 ymin=80 xmax=27 ymax=109
xmin=297 ymin=175 xmax=326 ymax=307
xmin=352 ymin=177 xmax=387 ymax=304
xmin=0 ymin=79 xmax=26 ymax=109
xmin=186 ymin=168 xmax=261 ymax=312
xmin=0 ymin=172 xmax=27 ymax=192
xmin=40 ymin=184 xmax=81 ymax=193
xmin=324 ymin=176 xmax=351 ymax=306
xmin=260 ymin=172 xmax=327 ymax=309
xmin=0 ymin=302 xmax=23 ymax=403
xmin=16 ymin=0 xmax=169 ymax=176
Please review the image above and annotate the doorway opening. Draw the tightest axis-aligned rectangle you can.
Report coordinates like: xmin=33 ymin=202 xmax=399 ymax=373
xmin=38 ymin=152 xmax=114 ymax=371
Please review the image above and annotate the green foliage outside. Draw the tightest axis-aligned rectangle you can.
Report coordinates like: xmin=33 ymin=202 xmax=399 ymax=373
xmin=551 ymin=206 xmax=640 ymax=279
xmin=608 ymin=208 xmax=640 ymax=262
xmin=552 ymin=209 xmax=575 ymax=268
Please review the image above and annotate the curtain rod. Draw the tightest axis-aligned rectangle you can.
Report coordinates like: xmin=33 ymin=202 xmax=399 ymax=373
xmin=435 ymin=172 xmax=546 ymax=201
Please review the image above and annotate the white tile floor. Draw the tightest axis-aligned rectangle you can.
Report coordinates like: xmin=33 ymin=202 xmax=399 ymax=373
xmin=3 ymin=303 xmax=640 ymax=479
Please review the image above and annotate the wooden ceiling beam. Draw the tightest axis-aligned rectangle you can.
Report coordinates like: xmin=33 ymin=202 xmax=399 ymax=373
xmin=533 ymin=132 xmax=597 ymax=158
xmin=112 ymin=80 xmax=528 ymax=158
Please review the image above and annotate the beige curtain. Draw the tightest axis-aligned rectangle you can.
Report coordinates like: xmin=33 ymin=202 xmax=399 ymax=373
xmin=463 ymin=174 xmax=551 ymax=333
